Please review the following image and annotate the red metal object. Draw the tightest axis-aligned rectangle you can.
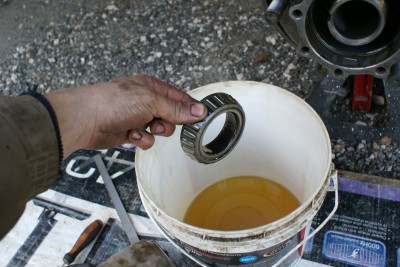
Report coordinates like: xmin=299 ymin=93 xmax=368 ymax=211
xmin=352 ymin=74 xmax=374 ymax=112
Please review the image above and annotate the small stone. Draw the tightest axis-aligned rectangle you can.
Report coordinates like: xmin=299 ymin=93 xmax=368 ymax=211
xmin=10 ymin=74 xmax=17 ymax=82
xmin=235 ymin=73 xmax=244 ymax=80
xmin=105 ymin=4 xmax=118 ymax=11
xmin=140 ymin=36 xmax=147 ymax=43
xmin=372 ymin=142 xmax=380 ymax=150
xmin=48 ymin=58 xmax=56 ymax=63
xmin=53 ymin=39 xmax=59 ymax=46
xmin=193 ymin=72 xmax=203 ymax=79
xmin=265 ymin=36 xmax=276 ymax=45
xmin=379 ymin=136 xmax=392 ymax=146
xmin=355 ymin=121 xmax=367 ymax=126
xmin=16 ymin=46 xmax=25 ymax=53
xmin=334 ymin=143 xmax=344 ymax=153
xmin=160 ymin=41 xmax=167 ymax=47
xmin=357 ymin=143 xmax=364 ymax=150
xmin=254 ymin=53 xmax=268 ymax=64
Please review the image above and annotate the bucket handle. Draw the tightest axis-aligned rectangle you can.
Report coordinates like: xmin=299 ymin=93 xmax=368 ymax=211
xmin=272 ymin=170 xmax=339 ymax=267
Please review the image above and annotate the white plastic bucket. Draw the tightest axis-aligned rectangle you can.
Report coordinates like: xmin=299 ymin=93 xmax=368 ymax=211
xmin=136 ymin=81 xmax=338 ymax=266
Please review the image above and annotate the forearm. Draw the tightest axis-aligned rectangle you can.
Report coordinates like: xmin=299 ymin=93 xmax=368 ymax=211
xmin=0 ymin=94 xmax=60 ymax=239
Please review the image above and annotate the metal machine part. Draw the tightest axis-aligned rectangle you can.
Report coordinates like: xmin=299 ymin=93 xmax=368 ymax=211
xmin=306 ymin=73 xmax=400 ymax=142
xmin=98 ymin=241 xmax=176 ymax=267
xmin=180 ymin=93 xmax=245 ymax=164
xmin=265 ymin=0 xmax=400 ymax=79
xmin=263 ymin=0 xmax=400 ymax=142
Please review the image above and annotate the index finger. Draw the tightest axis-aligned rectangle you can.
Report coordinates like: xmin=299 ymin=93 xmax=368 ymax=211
xmin=141 ymin=75 xmax=197 ymax=103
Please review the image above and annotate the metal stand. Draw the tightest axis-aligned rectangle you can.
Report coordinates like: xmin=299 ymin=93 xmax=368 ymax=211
xmin=306 ymin=74 xmax=400 ymax=143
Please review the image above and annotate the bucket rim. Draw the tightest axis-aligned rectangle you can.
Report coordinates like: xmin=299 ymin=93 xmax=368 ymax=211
xmin=135 ymin=80 xmax=332 ymax=236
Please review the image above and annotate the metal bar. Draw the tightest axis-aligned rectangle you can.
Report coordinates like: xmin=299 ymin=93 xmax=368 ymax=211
xmin=33 ymin=197 xmax=91 ymax=221
xmin=6 ymin=209 xmax=57 ymax=267
xmin=74 ymin=153 xmax=106 ymax=172
xmin=93 ymin=155 xmax=139 ymax=244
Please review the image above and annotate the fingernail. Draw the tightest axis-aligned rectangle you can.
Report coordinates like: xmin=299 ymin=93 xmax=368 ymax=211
xmin=190 ymin=103 xmax=206 ymax=117
xmin=130 ymin=130 xmax=142 ymax=141
xmin=155 ymin=122 xmax=165 ymax=134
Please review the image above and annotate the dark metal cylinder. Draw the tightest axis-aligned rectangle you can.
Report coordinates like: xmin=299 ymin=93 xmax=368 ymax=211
xmin=266 ymin=0 xmax=291 ymax=23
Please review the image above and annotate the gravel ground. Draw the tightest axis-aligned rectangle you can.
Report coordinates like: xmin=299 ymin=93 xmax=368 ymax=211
xmin=0 ymin=0 xmax=399 ymax=180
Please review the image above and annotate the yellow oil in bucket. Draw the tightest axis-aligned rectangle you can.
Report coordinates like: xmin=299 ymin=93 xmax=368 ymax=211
xmin=183 ymin=176 xmax=300 ymax=231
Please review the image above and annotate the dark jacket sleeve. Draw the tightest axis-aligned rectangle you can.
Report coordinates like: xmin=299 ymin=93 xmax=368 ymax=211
xmin=0 ymin=95 xmax=60 ymax=239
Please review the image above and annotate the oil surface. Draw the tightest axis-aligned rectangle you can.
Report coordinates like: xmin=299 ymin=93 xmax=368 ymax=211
xmin=183 ymin=176 xmax=300 ymax=231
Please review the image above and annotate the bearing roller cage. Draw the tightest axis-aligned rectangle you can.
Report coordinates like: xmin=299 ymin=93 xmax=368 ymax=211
xmin=180 ymin=93 xmax=245 ymax=164
xmin=266 ymin=0 xmax=400 ymax=79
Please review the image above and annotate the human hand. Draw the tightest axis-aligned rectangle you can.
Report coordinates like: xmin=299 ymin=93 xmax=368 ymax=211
xmin=45 ymin=74 xmax=207 ymax=158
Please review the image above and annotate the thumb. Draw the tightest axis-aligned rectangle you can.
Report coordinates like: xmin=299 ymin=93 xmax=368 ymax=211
xmin=154 ymin=94 xmax=207 ymax=124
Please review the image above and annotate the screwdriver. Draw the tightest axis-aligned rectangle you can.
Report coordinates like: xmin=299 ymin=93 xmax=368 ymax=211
xmin=61 ymin=219 xmax=103 ymax=267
